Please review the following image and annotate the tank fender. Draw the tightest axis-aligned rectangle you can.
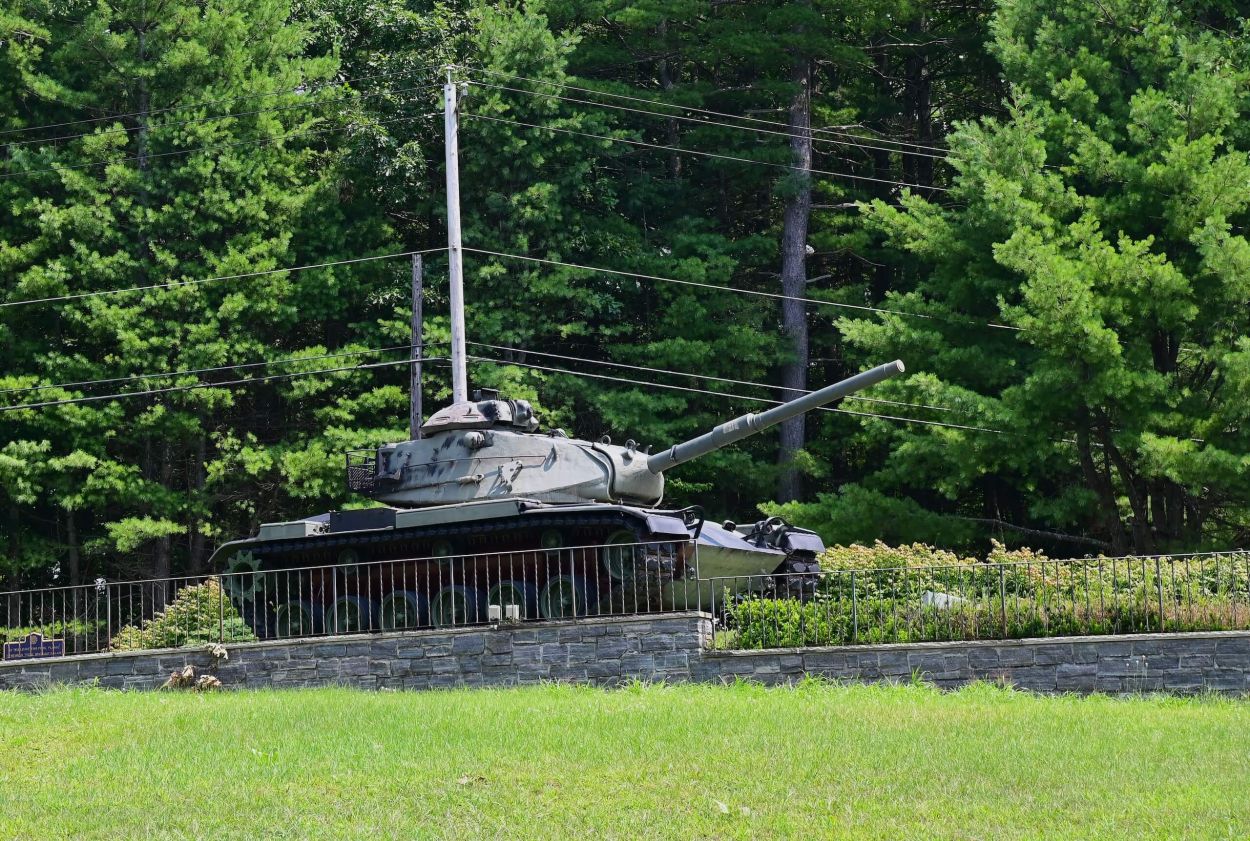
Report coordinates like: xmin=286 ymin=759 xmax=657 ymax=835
xmin=781 ymin=530 xmax=825 ymax=554
xmin=644 ymin=514 xmax=691 ymax=541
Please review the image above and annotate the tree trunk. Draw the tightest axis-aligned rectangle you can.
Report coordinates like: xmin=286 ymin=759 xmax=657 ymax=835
xmin=188 ymin=434 xmax=208 ymax=574
xmin=5 ymin=505 xmax=20 ymax=622
xmin=66 ymin=508 xmax=82 ymax=623
xmin=776 ymin=54 xmax=813 ymax=504
xmin=135 ymin=25 xmax=150 ymax=233
xmin=902 ymin=15 xmax=934 ymax=188
xmin=1076 ymin=423 xmax=1129 ymax=554
xmin=1166 ymin=482 xmax=1186 ymax=542
xmin=657 ymin=20 xmax=682 ymax=181
xmin=152 ymin=442 xmax=173 ymax=609
xmin=1100 ymin=428 xmax=1154 ymax=554
xmin=870 ymin=41 xmax=893 ymax=301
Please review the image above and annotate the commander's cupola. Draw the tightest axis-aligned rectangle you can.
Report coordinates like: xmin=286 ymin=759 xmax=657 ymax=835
xmin=420 ymin=389 xmax=540 ymax=435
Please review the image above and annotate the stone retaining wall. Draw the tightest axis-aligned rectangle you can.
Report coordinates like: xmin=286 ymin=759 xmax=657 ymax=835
xmin=0 ymin=613 xmax=710 ymax=692
xmin=698 ymin=631 xmax=1250 ymax=694
xmin=2 ymin=612 xmax=1249 ymax=695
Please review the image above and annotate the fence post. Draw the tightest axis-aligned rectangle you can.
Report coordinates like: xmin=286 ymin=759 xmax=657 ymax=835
xmin=710 ymin=579 xmax=717 ymax=648
xmin=999 ymin=565 xmax=1007 ymax=639
xmin=1155 ymin=557 xmax=1164 ymax=632
xmin=218 ymin=576 xmax=225 ymax=644
xmin=850 ymin=571 xmax=858 ymax=643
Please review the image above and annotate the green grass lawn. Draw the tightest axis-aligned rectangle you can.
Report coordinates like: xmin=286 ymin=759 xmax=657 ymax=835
xmin=1 ymin=682 xmax=1247 ymax=840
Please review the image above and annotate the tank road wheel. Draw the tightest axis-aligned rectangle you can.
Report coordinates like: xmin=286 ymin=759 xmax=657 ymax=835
xmin=274 ymin=600 xmax=323 ymax=637
xmin=328 ymin=596 xmax=377 ymax=634
xmin=223 ymin=551 xmax=265 ymax=602
xmin=600 ymin=530 xmax=641 ymax=582
xmin=379 ymin=591 xmax=428 ymax=631
xmin=430 ymin=585 xmax=485 ymax=628
xmin=539 ymin=575 xmax=597 ymax=619
xmin=488 ymin=580 xmax=538 ymax=620
xmin=778 ymin=556 xmax=820 ymax=600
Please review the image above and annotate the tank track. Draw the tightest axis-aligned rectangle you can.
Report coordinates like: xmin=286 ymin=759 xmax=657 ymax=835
xmin=222 ymin=508 xmax=819 ymax=637
xmin=222 ymin=510 xmax=690 ymax=637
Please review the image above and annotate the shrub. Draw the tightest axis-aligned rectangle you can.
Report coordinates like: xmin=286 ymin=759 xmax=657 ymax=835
xmin=721 ymin=544 xmax=1250 ymax=650
xmin=111 ymin=578 xmax=256 ymax=652
xmin=725 ymin=597 xmax=849 ymax=649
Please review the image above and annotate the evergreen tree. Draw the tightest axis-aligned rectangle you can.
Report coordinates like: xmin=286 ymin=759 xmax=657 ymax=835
xmin=0 ymin=0 xmax=354 ymax=587
xmin=777 ymin=0 xmax=1250 ymax=553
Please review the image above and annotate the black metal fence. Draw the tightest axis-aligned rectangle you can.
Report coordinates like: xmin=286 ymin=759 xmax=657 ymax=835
xmin=8 ymin=546 xmax=1250 ymax=661
xmin=1 ymin=540 xmax=694 ymax=659
xmin=710 ymin=551 xmax=1250 ymax=649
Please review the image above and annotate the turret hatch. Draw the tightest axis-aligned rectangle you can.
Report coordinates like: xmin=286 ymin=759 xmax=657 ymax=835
xmin=420 ymin=391 xmax=539 ymax=434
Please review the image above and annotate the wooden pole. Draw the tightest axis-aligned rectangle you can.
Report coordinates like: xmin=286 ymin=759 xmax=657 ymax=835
xmin=410 ymin=253 xmax=423 ymax=439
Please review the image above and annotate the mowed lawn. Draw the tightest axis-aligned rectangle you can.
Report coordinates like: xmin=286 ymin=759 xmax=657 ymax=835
xmin=1 ymin=682 xmax=1247 ymax=840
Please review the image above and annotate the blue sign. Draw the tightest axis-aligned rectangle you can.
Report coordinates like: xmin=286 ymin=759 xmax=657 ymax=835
xmin=3 ymin=632 xmax=65 ymax=661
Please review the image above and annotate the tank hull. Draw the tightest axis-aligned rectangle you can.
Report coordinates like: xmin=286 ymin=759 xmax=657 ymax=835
xmin=212 ymin=501 xmax=822 ymax=632
xmin=662 ymin=521 xmax=793 ymax=610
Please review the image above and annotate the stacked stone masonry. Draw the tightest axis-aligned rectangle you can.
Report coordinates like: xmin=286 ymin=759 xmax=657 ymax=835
xmin=2 ymin=612 xmax=1248 ymax=695
xmin=0 ymin=614 xmax=712 ymax=692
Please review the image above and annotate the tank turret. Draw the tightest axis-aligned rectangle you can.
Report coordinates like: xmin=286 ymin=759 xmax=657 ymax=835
xmin=347 ymin=360 xmax=905 ymax=508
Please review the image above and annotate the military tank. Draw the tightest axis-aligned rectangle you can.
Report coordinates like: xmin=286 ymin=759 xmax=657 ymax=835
xmin=208 ymin=360 xmax=905 ymax=637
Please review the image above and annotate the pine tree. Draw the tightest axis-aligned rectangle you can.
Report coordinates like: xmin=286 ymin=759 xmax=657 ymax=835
xmin=781 ymin=0 xmax=1250 ymax=553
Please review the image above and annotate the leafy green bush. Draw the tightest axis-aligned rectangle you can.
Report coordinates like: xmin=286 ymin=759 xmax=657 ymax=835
xmin=4 ymin=618 xmax=106 ymax=643
xmin=725 ymin=597 xmax=850 ymax=649
xmin=111 ymin=578 xmax=256 ymax=651
xmin=722 ymin=544 xmax=1250 ymax=649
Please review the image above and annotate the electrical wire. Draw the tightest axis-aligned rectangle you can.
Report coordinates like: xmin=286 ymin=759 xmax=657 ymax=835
xmin=3 ymin=80 xmax=442 ymax=152
xmin=461 ymin=245 xmax=1021 ymax=331
xmin=0 ymin=341 xmax=452 ymax=397
xmin=456 ymin=65 xmax=953 ymax=158
xmin=462 ymin=111 xmax=949 ymax=194
xmin=464 ymin=78 xmax=952 ymax=163
xmin=0 ymin=354 xmax=446 ymax=413
xmin=466 ymin=353 xmax=1010 ymax=435
xmin=0 ymin=60 xmax=461 ymax=140
xmin=466 ymin=341 xmax=959 ymax=414
xmin=0 ymin=247 xmax=444 ymax=309
xmin=471 ymin=347 xmax=1079 ymax=445
xmin=0 ymin=106 xmax=441 ymax=181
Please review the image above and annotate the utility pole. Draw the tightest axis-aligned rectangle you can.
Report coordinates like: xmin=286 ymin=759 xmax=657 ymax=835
xmin=443 ymin=67 xmax=468 ymax=404
xmin=409 ymin=253 xmax=423 ymax=439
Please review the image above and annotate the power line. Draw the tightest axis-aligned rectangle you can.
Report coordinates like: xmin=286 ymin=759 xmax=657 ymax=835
xmin=464 ymin=78 xmax=951 ymax=163
xmin=1 ymin=247 xmax=444 ymax=309
xmin=0 ymin=354 xmax=447 ymax=413
xmin=0 ymin=60 xmax=459 ymax=141
xmin=455 ymin=65 xmax=953 ymax=158
xmin=461 ymin=246 xmax=1021 ymax=331
xmin=3 ymin=80 xmax=442 ymax=153
xmin=1 ymin=107 xmax=440 ymax=181
xmin=0 ymin=342 xmax=453 ymax=397
xmin=466 ymin=341 xmax=959 ymax=415
xmin=0 ymin=329 xmax=1014 ymax=437
xmin=462 ymin=111 xmax=949 ymax=194
xmin=466 ymin=353 xmax=1010 ymax=436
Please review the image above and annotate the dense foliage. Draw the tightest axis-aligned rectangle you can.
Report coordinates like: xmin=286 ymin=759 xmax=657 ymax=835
xmin=111 ymin=577 xmax=255 ymax=650
xmin=722 ymin=543 xmax=1250 ymax=648
xmin=1 ymin=0 xmax=1248 ymax=591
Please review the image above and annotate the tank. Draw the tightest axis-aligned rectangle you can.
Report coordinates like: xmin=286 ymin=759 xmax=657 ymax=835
xmin=209 ymin=360 xmax=905 ymax=635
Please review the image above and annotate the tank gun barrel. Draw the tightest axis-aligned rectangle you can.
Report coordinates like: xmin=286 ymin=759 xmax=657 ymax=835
xmin=646 ymin=359 xmax=906 ymax=475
